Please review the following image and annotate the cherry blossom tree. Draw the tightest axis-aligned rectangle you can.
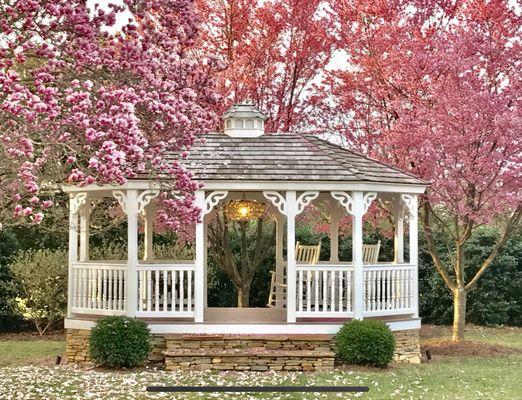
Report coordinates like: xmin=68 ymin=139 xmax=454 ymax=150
xmin=329 ymin=0 xmax=521 ymax=340
xmin=196 ymin=0 xmax=335 ymax=132
xmin=0 ymin=0 xmax=218 ymax=229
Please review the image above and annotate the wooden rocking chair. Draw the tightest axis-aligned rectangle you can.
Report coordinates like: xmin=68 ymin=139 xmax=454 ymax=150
xmin=362 ymin=240 xmax=381 ymax=264
xmin=267 ymin=241 xmax=321 ymax=308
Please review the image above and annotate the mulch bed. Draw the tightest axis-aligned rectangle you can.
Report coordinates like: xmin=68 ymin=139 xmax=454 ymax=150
xmin=421 ymin=340 xmax=520 ymax=358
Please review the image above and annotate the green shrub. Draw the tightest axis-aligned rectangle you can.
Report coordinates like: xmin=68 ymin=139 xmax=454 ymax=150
xmin=89 ymin=316 xmax=151 ymax=368
xmin=8 ymin=249 xmax=67 ymax=335
xmin=335 ymin=320 xmax=395 ymax=368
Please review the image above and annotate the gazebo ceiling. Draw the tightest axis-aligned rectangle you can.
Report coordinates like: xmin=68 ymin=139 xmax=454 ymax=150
xmin=172 ymin=133 xmax=427 ymax=185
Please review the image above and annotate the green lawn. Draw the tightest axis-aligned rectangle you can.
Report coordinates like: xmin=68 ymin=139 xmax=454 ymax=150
xmin=0 ymin=326 xmax=520 ymax=400
xmin=0 ymin=340 xmax=65 ymax=366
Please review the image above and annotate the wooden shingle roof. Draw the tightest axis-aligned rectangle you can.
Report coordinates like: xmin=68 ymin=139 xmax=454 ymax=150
xmin=180 ymin=133 xmax=425 ymax=185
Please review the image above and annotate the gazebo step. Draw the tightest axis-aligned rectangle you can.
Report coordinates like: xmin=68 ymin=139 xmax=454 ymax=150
xmin=164 ymin=348 xmax=335 ymax=358
xmin=163 ymin=333 xmax=336 ymax=371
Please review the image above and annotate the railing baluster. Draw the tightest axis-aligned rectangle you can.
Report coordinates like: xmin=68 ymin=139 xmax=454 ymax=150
xmin=163 ymin=270 xmax=168 ymax=311
xmin=172 ymin=270 xmax=177 ymax=311
xmin=179 ymin=270 xmax=185 ymax=312
xmin=313 ymin=271 xmax=320 ymax=312
xmin=187 ymin=270 xmax=193 ymax=311
xmin=306 ymin=271 xmax=311 ymax=312
xmin=330 ymin=270 xmax=335 ymax=312
xmin=146 ymin=270 xmax=152 ymax=311
xmin=338 ymin=270 xmax=343 ymax=312
xmin=322 ymin=270 xmax=327 ymax=311
xmin=298 ymin=270 xmax=303 ymax=312
xmin=154 ymin=270 xmax=160 ymax=312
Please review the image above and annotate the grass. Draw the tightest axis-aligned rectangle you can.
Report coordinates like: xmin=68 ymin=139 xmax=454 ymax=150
xmin=0 ymin=340 xmax=65 ymax=366
xmin=0 ymin=325 xmax=520 ymax=399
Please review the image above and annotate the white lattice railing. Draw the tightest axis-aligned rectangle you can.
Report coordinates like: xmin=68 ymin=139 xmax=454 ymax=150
xmin=363 ymin=264 xmax=415 ymax=316
xmin=135 ymin=264 xmax=195 ymax=317
xmin=296 ymin=265 xmax=354 ymax=317
xmin=71 ymin=262 xmax=127 ymax=315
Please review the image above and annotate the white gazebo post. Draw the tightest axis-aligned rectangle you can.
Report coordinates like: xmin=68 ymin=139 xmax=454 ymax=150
xmin=351 ymin=191 xmax=365 ymax=320
xmin=285 ymin=190 xmax=297 ymax=323
xmin=329 ymin=201 xmax=340 ymax=263
xmin=274 ymin=212 xmax=285 ymax=308
xmin=126 ymin=189 xmax=139 ymax=317
xmin=67 ymin=193 xmax=85 ymax=318
xmin=403 ymin=194 xmax=419 ymax=317
xmin=194 ymin=190 xmax=206 ymax=323
xmin=143 ymin=202 xmax=155 ymax=262
xmin=393 ymin=201 xmax=405 ymax=264
xmin=79 ymin=198 xmax=90 ymax=262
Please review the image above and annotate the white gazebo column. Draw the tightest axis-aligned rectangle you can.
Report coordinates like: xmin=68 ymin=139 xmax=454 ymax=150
xmin=67 ymin=193 xmax=86 ymax=318
xmin=126 ymin=189 xmax=139 ymax=317
xmin=274 ymin=212 xmax=285 ymax=308
xmin=393 ymin=202 xmax=404 ymax=264
xmin=351 ymin=191 xmax=365 ymax=320
xmin=143 ymin=202 xmax=155 ymax=262
xmin=329 ymin=202 xmax=340 ymax=263
xmin=402 ymin=194 xmax=419 ymax=318
xmin=194 ymin=190 xmax=205 ymax=323
xmin=285 ymin=190 xmax=297 ymax=323
xmin=79 ymin=198 xmax=90 ymax=262
xmin=203 ymin=217 xmax=208 ymax=308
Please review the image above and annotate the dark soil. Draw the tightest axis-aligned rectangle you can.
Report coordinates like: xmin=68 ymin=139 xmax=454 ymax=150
xmin=421 ymin=340 xmax=520 ymax=358
xmin=0 ymin=330 xmax=65 ymax=341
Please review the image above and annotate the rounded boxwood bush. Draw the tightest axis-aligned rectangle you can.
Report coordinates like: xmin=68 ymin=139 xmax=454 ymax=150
xmin=89 ymin=316 xmax=151 ymax=368
xmin=335 ymin=320 xmax=395 ymax=368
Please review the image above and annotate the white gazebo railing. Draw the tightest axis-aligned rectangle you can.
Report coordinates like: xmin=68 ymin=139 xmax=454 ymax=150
xmin=70 ymin=262 xmax=127 ymax=315
xmin=294 ymin=263 xmax=415 ymax=319
xmin=136 ymin=263 xmax=195 ymax=318
xmin=69 ymin=261 xmax=415 ymax=320
xmin=296 ymin=265 xmax=354 ymax=317
xmin=363 ymin=264 xmax=416 ymax=316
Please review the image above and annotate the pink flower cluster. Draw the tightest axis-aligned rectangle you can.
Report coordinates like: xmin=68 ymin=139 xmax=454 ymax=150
xmin=1 ymin=0 xmax=219 ymax=227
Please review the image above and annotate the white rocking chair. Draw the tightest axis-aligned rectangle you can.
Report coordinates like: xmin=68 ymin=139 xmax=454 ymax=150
xmin=267 ymin=241 xmax=321 ymax=308
xmin=363 ymin=240 xmax=381 ymax=264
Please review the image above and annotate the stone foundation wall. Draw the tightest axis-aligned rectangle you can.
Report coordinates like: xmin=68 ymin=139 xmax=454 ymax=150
xmin=65 ymin=327 xmax=421 ymax=368
xmin=66 ymin=329 xmax=91 ymax=363
xmin=393 ymin=329 xmax=421 ymax=364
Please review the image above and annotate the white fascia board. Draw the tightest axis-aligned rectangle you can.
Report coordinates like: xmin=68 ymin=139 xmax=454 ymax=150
xmin=62 ymin=180 xmax=427 ymax=194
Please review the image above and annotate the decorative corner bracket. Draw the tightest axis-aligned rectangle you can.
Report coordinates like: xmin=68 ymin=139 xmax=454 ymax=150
xmin=363 ymin=192 xmax=377 ymax=214
xmin=112 ymin=190 xmax=127 ymax=214
xmin=204 ymin=190 xmax=228 ymax=215
xmin=137 ymin=190 xmax=160 ymax=215
xmin=70 ymin=193 xmax=87 ymax=215
xmin=263 ymin=191 xmax=286 ymax=215
xmin=296 ymin=191 xmax=319 ymax=215
xmin=331 ymin=191 xmax=353 ymax=215
xmin=401 ymin=194 xmax=418 ymax=219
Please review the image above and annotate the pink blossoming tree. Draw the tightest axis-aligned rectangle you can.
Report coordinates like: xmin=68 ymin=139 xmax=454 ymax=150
xmin=330 ymin=0 xmax=521 ymax=340
xmin=0 ymin=0 xmax=218 ymax=229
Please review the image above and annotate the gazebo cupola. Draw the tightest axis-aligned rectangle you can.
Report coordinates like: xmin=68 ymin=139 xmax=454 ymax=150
xmin=222 ymin=103 xmax=266 ymax=137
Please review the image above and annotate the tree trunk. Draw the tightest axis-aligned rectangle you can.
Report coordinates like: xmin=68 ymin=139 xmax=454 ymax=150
xmin=452 ymin=286 xmax=467 ymax=341
xmin=237 ymin=285 xmax=250 ymax=308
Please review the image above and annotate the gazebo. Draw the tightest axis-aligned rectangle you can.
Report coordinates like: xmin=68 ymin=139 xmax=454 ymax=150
xmin=64 ymin=104 xmax=428 ymax=369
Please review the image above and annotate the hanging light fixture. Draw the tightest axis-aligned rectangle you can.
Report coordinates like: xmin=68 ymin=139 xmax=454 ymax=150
xmin=223 ymin=197 xmax=267 ymax=221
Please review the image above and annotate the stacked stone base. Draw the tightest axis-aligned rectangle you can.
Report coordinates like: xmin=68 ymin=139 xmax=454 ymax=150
xmin=393 ymin=329 xmax=421 ymax=364
xmin=65 ymin=327 xmax=421 ymax=368
xmin=164 ymin=334 xmax=336 ymax=371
